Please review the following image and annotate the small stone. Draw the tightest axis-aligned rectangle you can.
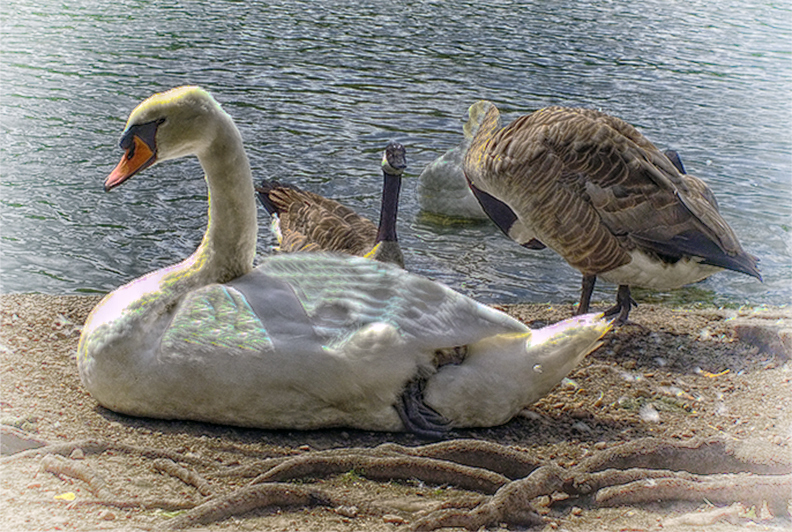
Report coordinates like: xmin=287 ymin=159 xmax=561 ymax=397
xmin=69 ymin=448 xmax=85 ymax=460
xmin=639 ymin=403 xmax=660 ymax=423
xmin=98 ymin=510 xmax=116 ymax=521
xmin=571 ymin=506 xmax=583 ymax=516
xmin=382 ymin=514 xmax=406 ymax=525
xmin=334 ymin=505 xmax=358 ymax=518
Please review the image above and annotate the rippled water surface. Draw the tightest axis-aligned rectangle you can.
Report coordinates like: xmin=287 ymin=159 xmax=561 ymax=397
xmin=1 ymin=0 xmax=790 ymax=306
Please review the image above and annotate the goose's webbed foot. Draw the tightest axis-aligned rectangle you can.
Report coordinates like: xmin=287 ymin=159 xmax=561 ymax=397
xmin=603 ymin=285 xmax=642 ymax=327
xmin=395 ymin=377 xmax=451 ymax=440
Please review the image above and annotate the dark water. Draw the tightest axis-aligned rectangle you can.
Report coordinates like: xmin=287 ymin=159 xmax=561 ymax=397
xmin=1 ymin=0 xmax=790 ymax=307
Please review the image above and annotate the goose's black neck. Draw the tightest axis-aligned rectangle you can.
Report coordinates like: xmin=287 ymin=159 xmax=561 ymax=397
xmin=376 ymin=171 xmax=401 ymax=243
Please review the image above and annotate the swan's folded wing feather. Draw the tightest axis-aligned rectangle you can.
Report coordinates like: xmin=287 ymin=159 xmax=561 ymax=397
xmin=161 ymin=284 xmax=276 ymax=356
xmin=240 ymin=254 xmax=529 ymax=350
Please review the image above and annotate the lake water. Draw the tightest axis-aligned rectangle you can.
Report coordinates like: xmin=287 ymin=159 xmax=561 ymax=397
xmin=1 ymin=0 xmax=790 ymax=307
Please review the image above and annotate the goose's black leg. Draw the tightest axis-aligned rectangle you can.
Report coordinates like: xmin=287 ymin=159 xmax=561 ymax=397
xmin=603 ymin=284 xmax=638 ymax=325
xmin=395 ymin=377 xmax=451 ymax=440
xmin=577 ymin=274 xmax=597 ymax=315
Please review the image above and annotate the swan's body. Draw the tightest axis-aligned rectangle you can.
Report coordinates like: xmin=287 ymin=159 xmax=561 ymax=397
xmin=77 ymin=87 xmax=610 ymax=434
xmin=417 ymin=105 xmax=489 ymax=220
xmin=256 ymin=142 xmax=406 ymax=268
xmin=463 ymin=101 xmax=761 ymax=322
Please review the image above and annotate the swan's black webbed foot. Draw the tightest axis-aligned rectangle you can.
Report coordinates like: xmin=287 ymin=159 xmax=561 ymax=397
xmin=603 ymin=285 xmax=643 ymax=327
xmin=395 ymin=377 xmax=451 ymax=440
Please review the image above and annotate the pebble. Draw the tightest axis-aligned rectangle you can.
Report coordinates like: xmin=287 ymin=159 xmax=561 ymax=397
xmin=69 ymin=448 xmax=85 ymax=460
xmin=382 ymin=514 xmax=406 ymax=525
xmin=334 ymin=505 xmax=358 ymax=518
xmin=639 ymin=403 xmax=661 ymax=423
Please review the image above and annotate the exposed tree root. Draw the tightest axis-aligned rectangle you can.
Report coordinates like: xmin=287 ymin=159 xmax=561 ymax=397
xmin=251 ymin=453 xmax=509 ymax=494
xmin=8 ymin=439 xmax=111 ymax=462
xmin=595 ymin=473 xmax=792 ymax=518
xmin=5 ymin=437 xmax=216 ymax=468
xmin=40 ymin=454 xmax=113 ymax=500
xmin=411 ymin=464 xmax=563 ymax=531
xmin=214 ymin=446 xmax=402 ymax=479
xmin=66 ymin=498 xmax=196 ymax=511
xmin=153 ymin=458 xmax=213 ymax=496
xmin=377 ymin=439 xmax=542 ymax=480
xmin=12 ymin=434 xmax=791 ymax=531
xmin=163 ymin=482 xmax=333 ymax=530
xmin=572 ymin=437 xmax=792 ymax=478
xmin=407 ymin=437 xmax=792 ymax=531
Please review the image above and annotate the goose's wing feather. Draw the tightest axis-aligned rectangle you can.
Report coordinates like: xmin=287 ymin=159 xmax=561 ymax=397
xmin=467 ymin=106 xmax=757 ymax=276
xmin=258 ymin=181 xmax=378 ymax=255
xmin=229 ymin=253 xmax=529 ymax=351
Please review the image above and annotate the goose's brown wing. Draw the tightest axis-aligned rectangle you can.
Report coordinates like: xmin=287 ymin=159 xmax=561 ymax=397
xmin=260 ymin=183 xmax=378 ymax=255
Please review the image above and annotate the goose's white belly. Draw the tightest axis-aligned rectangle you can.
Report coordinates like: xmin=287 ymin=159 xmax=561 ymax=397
xmin=599 ymin=250 xmax=723 ymax=290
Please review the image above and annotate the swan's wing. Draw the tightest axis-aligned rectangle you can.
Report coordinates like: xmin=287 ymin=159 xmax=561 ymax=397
xmin=230 ymin=253 xmax=529 ymax=350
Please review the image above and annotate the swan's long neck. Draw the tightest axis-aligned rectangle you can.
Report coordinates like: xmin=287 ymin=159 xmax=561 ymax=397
xmin=186 ymin=115 xmax=258 ymax=285
xmin=467 ymin=103 xmax=502 ymax=157
xmin=376 ymin=171 xmax=401 ymax=243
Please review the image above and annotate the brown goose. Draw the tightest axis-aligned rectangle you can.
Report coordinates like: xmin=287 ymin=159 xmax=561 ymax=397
xmin=463 ymin=101 xmax=761 ymax=323
xmin=256 ymin=142 xmax=407 ymax=267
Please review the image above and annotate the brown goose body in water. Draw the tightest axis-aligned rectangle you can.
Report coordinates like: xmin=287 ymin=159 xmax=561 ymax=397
xmin=463 ymin=101 xmax=761 ymax=323
xmin=256 ymin=142 xmax=406 ymax=268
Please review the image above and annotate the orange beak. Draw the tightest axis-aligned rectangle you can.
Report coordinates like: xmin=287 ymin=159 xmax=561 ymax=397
xmin=104 ymin=135 xmax=156 ymax=192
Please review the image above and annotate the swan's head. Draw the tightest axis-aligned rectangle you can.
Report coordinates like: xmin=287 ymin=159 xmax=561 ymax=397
xmin=463 ymin=100 xmax=498 ymax=139
xmin=381 ymin=142 xmax=407 ymax=177
xmin=105 ymin=86 xmax=226 ymax=191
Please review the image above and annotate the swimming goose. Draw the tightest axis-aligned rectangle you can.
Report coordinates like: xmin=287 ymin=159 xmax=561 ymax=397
xmin=76 ymin=87 xmax=611 ymax=436
xmin=255 ymin=142 xmax=406 ymax=268
xmin=463 ymin=101 xmax=761 ymax=323
xmin=417 ymin=105 xmax=489 ymax=220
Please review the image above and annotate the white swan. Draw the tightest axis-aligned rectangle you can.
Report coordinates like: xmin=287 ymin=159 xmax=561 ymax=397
xmin=463 ymin=101 xmax=761 ymax=323
xmin=417 ymin=105 xmax=490 ymax=220
xmin=77 ymin=87 xmax=611 ymax=436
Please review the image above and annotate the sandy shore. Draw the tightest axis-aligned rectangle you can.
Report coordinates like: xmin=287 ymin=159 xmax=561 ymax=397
xmin=1 ymin=294 xmax=790 ymax=531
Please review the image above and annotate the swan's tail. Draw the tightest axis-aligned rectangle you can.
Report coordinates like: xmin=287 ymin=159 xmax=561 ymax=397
xmin=424 ymin=313 xmax=612 ymax=428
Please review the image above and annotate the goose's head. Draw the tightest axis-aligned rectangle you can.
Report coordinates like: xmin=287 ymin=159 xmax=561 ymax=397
xmin=381 ymin=142 xmax=407 ymax=177
xmin=105 ymin=86 xmax=226 ymax=191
